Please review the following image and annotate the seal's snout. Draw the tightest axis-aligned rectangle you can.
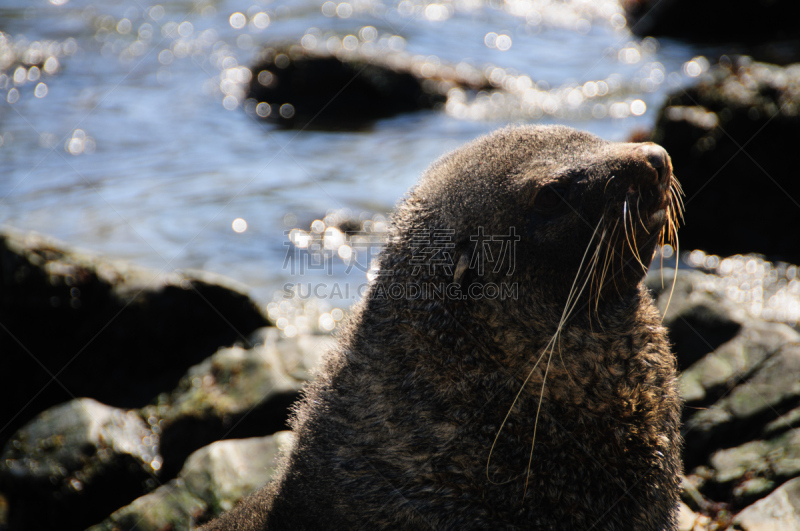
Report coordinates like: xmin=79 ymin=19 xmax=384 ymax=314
xmin=636 ymin=143 xmax=671 ymax=185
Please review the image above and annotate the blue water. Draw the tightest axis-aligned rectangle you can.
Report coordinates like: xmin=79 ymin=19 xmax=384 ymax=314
xmin=0 ymin=0 xmax=706 ymax=308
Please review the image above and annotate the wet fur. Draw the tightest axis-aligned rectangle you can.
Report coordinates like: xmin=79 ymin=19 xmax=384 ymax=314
xmin=201 ymin=126 xmax=683 ymax=530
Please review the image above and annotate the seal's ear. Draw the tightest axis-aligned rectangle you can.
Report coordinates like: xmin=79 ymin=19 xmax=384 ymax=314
xmin=453 ymin=252 xmax=470 ymax=286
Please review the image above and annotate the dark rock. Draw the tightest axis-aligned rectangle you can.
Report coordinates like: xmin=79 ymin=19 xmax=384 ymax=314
xmin=732 ymin=477 xmax=800 ymax=530
xmin=684 ymin=343 xmax=800 ymax=469
xmin=154 ymin=344 xmax=300 ymax=478
xmin=707 ymin=428 xmax=800 ymax=508
xmin=622 ymin=0 xmax=799 ymax=49
xmin=0 ymin=399 xmax=158 ymax=531
xmin=246 ymin=43 xmax=489 ymax=130
xmin=87 ymin=433 xmax=293 ymax=531
xmin=649 ymin=265 xmax=800 ymax=518
xmin=0 ymin=228 xmax=270 ymax=448
xmin=649 ymin=58 xmax=800 ymax=262
xmin=249 ymin=49 xmax=439 ymax=130
xmin=678 ymin=319 xmax=798 ymax=407
xmin=651 ymin=268 xmax=742 ymax=372
xmin=765 ymin=407 xmax=800 ymax=438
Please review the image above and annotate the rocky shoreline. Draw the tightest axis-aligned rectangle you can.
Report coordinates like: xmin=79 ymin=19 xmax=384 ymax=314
xmin=2 ymin=227 xmax=800 ymax=529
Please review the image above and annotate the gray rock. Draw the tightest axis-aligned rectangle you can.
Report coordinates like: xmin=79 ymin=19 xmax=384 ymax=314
xmin=249 ymin=326 xmax=334 ymax=382
xmin=732 ymin=477 xmax=800 ymax=530
xmin=679 ymin=320 xmax=799 ymax=405
xmin=88 ymin=432 xmax=293 ymax=531
xmin=652 ymin=268 xmax=742 ymax=373
xmin=181 ymin=432 xmax=294 ymax=515
xmin=685 ymin=344 xmax=800 ymax=468
xmin=153 ymin=344 xmax=300 ymax=477
xmin=709 ymin=428 xmax=800 ymax=492
xmin=0 ymin=398 xmax=158 ymax=530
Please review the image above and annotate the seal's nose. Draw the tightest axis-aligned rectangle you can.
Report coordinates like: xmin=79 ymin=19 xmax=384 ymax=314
xmin=637 ymin=143 xmax=670 ymax=184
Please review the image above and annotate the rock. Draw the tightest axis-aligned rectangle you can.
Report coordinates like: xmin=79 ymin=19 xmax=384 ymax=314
xmin=248 ymin=48 xmax=439 ymax=129
xmin=88 ymin=433 xmax=293 ymax=531
xmin=678 ymin=320 xmax=798 ymax=406
xmin=0 ymin=227 xmax=270 ymax=448
xmin=648 ymin=268 xmax=800 ymax=410
xmin=86 ymin=480 xmax=206 ymax=531
xmin=154 ymin=344 xmax=300 ymax=477
xmin=685 ymin=344 xmax=800 ymax=468
xmin=650 ymin=268 xmax=742 ymax=371
xmin=0 ymin=399 xmax=158 ymax=531
xmin=765 ymin=407 xmax=800 ymax=437
xmin=249 ymin=326 xmax=334 ymax=382
xmin=648 ymin=58 xmax=800 ymax=262
xmin=706 ymin=428 xmax=800 ymax=507
xmin=648 ymin=264 xmax=800 ymax=521
xmin=622 ymin=0 xmax=799 ymax=50
xmin=246 ymin=40 xmax=490 ymax=130
xmin=732 ymin=477 xmax=800 ymax=530
xmin=180 ymin=432 xmax=294 ymax=515
xmin=677 ymin=501 xmax=698 ymax=531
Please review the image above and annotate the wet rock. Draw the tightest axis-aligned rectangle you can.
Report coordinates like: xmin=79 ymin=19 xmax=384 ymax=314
xmin=678 ymin=320 xmax=798 ymax=406
xmin=180 ymin=432 xmax=293 ymax=515
xmin=0 ymin=398 xmax=158 ymax=531
xmin=154 ymin=344 xmax=300 ymax=478
xmin=249 ymin=49 xmax=439 ymax=129
xmin=684 ymin=343 xmax=800 ymax=468
xmin=649 ymin=58 xmax=800 ymax=262
xmin=648 ymin=264 xmax=800 ymax=519
xmin=732 ymin=477 xmax=800 ymax=530
xmin=0 ymin=228 xmax=270 ymax=448
xmin=88 ymin=432 xmax=293 ymax=531
xmin=249 ymin=326 xmax=334 ymax=382
xmin=246 ymin=41 xmax=490 ymax=130
xmin=87 ymin=481 xmax=206 ymax=531
xmin=650 ymin=268 xmax=742 ymax=371
xmin=622 ymin=0 xmax=798 ymax=49
xmin=704 ymin=428 xmax=800 ymax=509
xmin=648 ymin=267 xmax=800 ymax=410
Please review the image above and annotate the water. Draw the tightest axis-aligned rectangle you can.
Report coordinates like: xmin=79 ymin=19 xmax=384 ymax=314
xmin=0 ymin=0 xmax=708 ymax=312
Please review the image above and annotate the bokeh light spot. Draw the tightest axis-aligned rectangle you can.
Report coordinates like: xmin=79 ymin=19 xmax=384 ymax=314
xmin=495 ymin=34 xmax=512 ymax=51
xmin=232 ymin=218 xmax=247 ymax=233
xmin=229 ymin=12 xmax=246 ymax=29
xmin=279 ymin=103 xmax=295 ymax=118
xmin=630 ymin=99 xmax=646 ymax=116
xmin=34 ymin=83 xmax=48 ymax=98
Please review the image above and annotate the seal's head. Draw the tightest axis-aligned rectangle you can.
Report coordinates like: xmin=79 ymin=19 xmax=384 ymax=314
xmin=390 ymin=125 xmax=682 ymax=311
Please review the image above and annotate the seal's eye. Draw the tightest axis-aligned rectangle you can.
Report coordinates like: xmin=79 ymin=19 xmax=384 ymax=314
xmin=533 ymin=185 xmax=567 ymax=212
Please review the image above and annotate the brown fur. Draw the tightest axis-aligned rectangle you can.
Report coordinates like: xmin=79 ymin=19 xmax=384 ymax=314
xmin=201 ymin=125 xmax=683 ymax=530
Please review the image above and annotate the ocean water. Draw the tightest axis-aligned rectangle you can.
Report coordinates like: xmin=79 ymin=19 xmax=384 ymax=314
xmin=0 ymin=0 xmax=709 ymax=319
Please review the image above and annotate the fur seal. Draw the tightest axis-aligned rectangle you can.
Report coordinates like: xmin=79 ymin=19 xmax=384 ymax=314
xmin=201 ymin=125 xmax=684 ymax=530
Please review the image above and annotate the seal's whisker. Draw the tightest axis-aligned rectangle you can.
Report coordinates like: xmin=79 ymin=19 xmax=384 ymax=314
xmin=629 ymin=204 xmax=648 ymax=273
xmin=662 ymin=237 xmax=680 ymax=322
xmin=591 ymin=230 xmax=610 ymax=317
xmin=635 ymin=195 xmax=651 ymax=235
xmin=671 ymin=178 xmax=686 ymax=222
xmin=524 ymin=337 xmax=554 ymax=501
xmin=623 ymin=200 xmax=647 ymax=273
xmin=524 ymin=217 xmax=604 ymax=499
xmin=604 ymin=175 xmax=616 ymax=193
xmin=485 ymin=334 xmax=551 ymax=486
xmin=597 ymin=221 xmax=619 ymax=309
xmin=487 ymin=216 xmax=605 ymax=489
